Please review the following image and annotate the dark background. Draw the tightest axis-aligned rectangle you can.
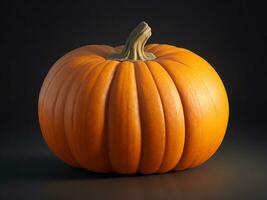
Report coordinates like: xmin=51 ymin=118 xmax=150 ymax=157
xmin=1 ymin=0 xmax=266 ymax=199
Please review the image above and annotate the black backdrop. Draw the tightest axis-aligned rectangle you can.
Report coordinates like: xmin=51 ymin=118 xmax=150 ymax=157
xmin=1 ymin=0 xmax=267 ymax=199
xmin=1 ymin=0 xmax=266 ymax=133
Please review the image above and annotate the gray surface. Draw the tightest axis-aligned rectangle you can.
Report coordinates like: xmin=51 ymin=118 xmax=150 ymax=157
xmin=1 ymin=126 xmax=266 ymax=200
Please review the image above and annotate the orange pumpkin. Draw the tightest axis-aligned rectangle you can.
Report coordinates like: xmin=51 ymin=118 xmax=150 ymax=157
xmin=38 ymin=22 xmax=229 ymax=174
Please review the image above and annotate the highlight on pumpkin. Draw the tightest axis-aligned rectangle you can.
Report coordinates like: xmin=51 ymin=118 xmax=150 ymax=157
xmin=38 ymin=21 xmax=229 ymax=174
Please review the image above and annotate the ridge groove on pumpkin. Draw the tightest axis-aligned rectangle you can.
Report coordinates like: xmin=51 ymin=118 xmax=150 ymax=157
xmin=54 ymin=61 xmax=92 ymax=167
xmin=85 ymin=60 xmax=120 ymax=172
xmin=160 ymin=59 xmax=204 ymax=169
xmin=168 ymin=53 xmax=228 ymax=167
xmin=41 ymin=58 xmax=93 ymax=166
xmin=158 ymin=59 xmax=211 ymax=170
xmin=145 ymin=61 xmax=167 ymax=173
xmin=170 ymin=57 xmax=216 ymax=167
xmin=134 ymin=61 xmax=165 ymax=174
xmin=63 ymin=59 xmax=106 ymax=166
xmin=147 ymin=60 xmax=186 ymax=172
xmin=107 ymin=61 xmax=141 ymax=174
xmin=69 ymin=61 xmax=107 ymax=168
xmin=104 ymin=60 xmax=124 ymax=173
xmin=74 ymin=61 xmax=111 ymax=171
xmin=133 ymin=62 xmax=143 ymax=174
xmin=95 ymin=60 xmax=121 ymax=172
xmin=40 ymin=55 xmax=104 ymax=117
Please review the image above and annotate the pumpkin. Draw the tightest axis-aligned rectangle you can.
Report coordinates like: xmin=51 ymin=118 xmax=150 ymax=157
xmin=38 ymin=22 xmax=229 ymax=174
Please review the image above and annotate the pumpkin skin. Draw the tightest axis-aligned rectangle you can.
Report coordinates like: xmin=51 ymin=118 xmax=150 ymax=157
xmin=38 ymin=23 xmax=229 ymax=174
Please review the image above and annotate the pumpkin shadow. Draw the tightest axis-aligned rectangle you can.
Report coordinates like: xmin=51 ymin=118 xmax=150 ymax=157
xmin=0 ymin=155 xmax=134 ymax=181
xmin=1 ymin=154 xmax=241 ymax=199
xmin=0 ymin=146 xmax=250 ymax=199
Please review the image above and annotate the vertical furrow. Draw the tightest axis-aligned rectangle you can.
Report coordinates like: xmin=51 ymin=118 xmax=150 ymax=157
xmin=39 ymin=57 xmax=96 ymax=166
xmin=72 ymin=60 xmax=119 ymax=172
xmin=134 ymin=61 xmax=166 ymax=174
xmin=107 ymin=61 xmax=142 ymax=174
xmin=64 ymin=60 xmax=106 ymax=167
xmin=40 ymin=47 xmax=105 ymax=99
xmin=157 ymin=57 xmax=228 ymax=170
xmin=157 ymin=59 xmax=203 ymax=170
xmin=69 ymin=61 xmax=108 ymax=170
xmin=62 ymin=59 xmax=105 ymax=165
xmin=146 ymin=61 xmax=185 ymax=172
xmin=165 ymin=52 xmax=229 ymax=167
xmin=39 ymin=45 xmax=111 ymax=117
xmin=38 ymin=57 xmax=81 ymax=148
xmin=53 ymin=64 xmax=87 ymax=167
xmin=39 ymin=56 xmax=102 ymax=134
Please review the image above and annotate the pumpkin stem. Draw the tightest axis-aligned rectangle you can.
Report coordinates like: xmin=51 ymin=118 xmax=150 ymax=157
xmin=107 ymin=21 xmax=156 ymax=61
